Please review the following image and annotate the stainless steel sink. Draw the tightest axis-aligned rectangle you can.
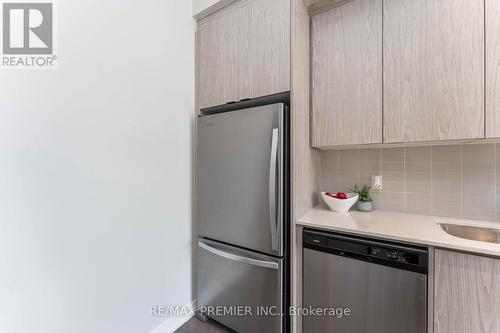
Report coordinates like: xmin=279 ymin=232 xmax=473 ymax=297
xmin=439 ymin=223 xmax=500 ymax=244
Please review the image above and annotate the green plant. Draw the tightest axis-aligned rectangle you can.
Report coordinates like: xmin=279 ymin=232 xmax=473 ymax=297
xmin=352 ymin=185 xmax=373 ymax=202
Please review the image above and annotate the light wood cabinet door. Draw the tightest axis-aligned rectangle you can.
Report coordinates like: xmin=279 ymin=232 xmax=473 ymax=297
xmin=239 ymin=0 xmax=291 ymax=100
xmin=384 ymin=0 xmax=484 ymax=143
xmin=434 ymin=249 xmax=500 ymax=333
xmin=311 ymin=0 xmax=382 ymax=147
xmin=197 ymin=4 xmax=241 ymax=109
xmin=197 ymin=0 xmax=291 ymax=110
xmin=486 ymin=0 xmax=500 ymax=138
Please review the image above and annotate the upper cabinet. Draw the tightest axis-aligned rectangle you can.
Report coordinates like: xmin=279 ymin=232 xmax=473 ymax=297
xmin=239 ymin=0 xmax=291 ymax=101
xmin=311 ymin=0 xmax=490 ymax=147
xmin=486 ymin=0 xmax=500 ymax=138
xmin=197 ymin=0 xmax=290 ymax=110
xmin=197 ymin=3 xmax=241 ymax=110
xmin=383 ymin=0 xmax=485 ymax=143
xmin=311 ymin=0 xmax=382 ymax=147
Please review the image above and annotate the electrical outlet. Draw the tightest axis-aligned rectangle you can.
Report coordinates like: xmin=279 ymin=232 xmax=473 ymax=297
xmin=371 ymin=175 xmax=383 ymax=190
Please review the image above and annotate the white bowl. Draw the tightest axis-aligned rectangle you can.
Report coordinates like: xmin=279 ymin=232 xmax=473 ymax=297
xmin=321 ymin=192 xmax=359 ymax=213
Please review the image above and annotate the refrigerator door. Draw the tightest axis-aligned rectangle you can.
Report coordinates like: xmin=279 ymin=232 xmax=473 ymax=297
xmin=198 ymin=238 xmax=283 ymax=333
xmin=198 ymin=104 xmax=284 ymax=256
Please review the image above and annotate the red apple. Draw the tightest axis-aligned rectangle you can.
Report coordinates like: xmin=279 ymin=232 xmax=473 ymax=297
xmin=336 ymin=192 xmax=347 ymax=200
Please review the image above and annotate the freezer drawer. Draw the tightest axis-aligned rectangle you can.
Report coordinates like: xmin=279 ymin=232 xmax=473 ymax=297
xmin=198 ymin=239 xmax=283 ymax=333
xmin=198 ymin=104 xmax=285 ymax=256
xmin=303 ymin=248 xmax=427 ymax=333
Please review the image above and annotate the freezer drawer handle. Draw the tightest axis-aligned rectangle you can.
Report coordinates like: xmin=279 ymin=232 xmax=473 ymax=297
xmin=199 ymin=241 xmax=278 ymax=270
xmin=269 ymin=128 xmax=279 ymax=252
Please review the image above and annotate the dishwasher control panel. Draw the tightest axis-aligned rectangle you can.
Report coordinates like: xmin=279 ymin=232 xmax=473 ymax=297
xmin=303 ymin=229 xmax=428 ymax=274
xmin=369 ymin=247 xmax=419 ymax=265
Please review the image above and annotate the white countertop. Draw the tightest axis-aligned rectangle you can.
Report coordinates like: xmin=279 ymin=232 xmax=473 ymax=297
xmin=297 ymin=205 xmax=500 ymax=258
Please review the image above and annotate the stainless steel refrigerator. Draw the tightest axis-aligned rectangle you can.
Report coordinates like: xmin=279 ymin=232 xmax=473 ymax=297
xmin=197 ymin=101 xmax=289 ymax=333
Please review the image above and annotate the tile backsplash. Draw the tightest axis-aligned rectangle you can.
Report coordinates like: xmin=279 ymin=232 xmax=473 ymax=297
xmin=320 ymin=143 xmax=500 ymax=222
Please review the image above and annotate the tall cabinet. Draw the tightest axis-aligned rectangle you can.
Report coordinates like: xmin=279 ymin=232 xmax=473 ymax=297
xmin=195 ymin=2 xmax=320 ymax=333
xmin=311 ymin=0 xmax=382 ymax=147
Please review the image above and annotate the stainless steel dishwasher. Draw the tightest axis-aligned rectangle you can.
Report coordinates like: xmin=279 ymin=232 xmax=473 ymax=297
xmin=303 ymin=229 xmax=428 ymax=333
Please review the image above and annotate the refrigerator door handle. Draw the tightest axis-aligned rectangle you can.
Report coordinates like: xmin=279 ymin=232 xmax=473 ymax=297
xmin=269 ymin=128 xmax=279 ymax=252
xmin=198 ymin=241 xmax=279 ymax=270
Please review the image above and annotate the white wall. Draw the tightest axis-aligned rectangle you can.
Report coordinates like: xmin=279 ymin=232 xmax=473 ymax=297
xmin=0 ymin=1 xmax=194 ymax=333
xmin=193 ymin=0 xmax=233 ymax=18
xmin=193 ymin=0 xmax=218 ymax=15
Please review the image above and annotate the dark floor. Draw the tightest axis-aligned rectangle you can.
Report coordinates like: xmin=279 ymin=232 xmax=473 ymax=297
xmin=176 ymin=317 xmax=234 ymax=333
